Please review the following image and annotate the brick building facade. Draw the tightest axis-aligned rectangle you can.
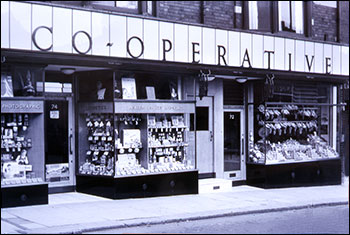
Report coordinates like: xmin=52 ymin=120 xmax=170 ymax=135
xmin=48 ymin=1 xmax=349 ymax=44
xmin=155 ymin=1 xmax=348 ymax=44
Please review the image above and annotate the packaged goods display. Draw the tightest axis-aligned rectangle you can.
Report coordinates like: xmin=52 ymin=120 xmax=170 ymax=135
xmin=115 ymin=114 xmax=144 ymax=176
xmin=147 ymin=114 xmax=193 ymax=173
xmin=1 ymin=113 xmax=43 ymax=185
xmin=114 ymin=113 xmax=194 ymax=177
xmin=79 ymin=113 xmax=115 ymax=176
xmin=78 ymin=96 xmax=196 ymax=178
xmin=248 ymin=103 xmax=339 ymax=164
xmin=78 ymin=110 xmax=195 ymax=177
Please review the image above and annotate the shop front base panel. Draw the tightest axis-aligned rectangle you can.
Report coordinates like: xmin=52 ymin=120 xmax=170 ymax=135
xmin=1 ymin=183 xmax=49 ymax=208
xmin=76 ymin=170 xmax=198 ymax=199
xmin=247 ymin=159 xmax=341 ymax=188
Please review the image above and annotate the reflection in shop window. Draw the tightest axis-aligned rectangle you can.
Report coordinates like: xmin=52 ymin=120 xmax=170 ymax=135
xmin=278 ymin=1 xmax=304 ymax=34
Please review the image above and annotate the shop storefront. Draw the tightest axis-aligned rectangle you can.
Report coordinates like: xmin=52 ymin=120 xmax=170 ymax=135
xmin=1 ymin=1 xmax=349 ymax=207
xmin=246 ymin=78 xmax=343 ymax=187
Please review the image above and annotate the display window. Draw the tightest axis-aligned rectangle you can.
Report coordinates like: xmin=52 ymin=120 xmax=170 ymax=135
xmin=1 ymin=65 xmax=44 ymax=98
xmin=77 ymin=105 xmax=195 ymax=177
xmin=77 ymin=70 xmax=196 ymax=179
xmin=1 ymin=103 xmax=45 ymax=187
xmin=114 ymin=72 xmax=180 ymax=101
xmin=248 ymin=80 xmax=340 ymax=165
xmin=78 ymin=70 xmax=114 ymax=102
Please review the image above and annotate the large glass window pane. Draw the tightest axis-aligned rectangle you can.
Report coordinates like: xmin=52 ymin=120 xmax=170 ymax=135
xmin=294 ymin=1 xmax=304 ymax=34
xmin=147 ymin=1 xmax=153 ymax=15
xmin=4 ymin=66 xmax=44 ymax=97
xmin=114 ymin=72 xmax=179 ymax=101
xmin=249 ymin=1 xmax=258 ymax=30
xmin=279 ymin=1 xmax=304 ymax=34
xmin=90 ymin=1 xmax=115 ymax=7
xmin=248 ymin=81 xmax=338 ymax=165
xmin=224 ymin=112 xmax=241 ymax=171
xmin=196 ymin=107 xmax=209 ymax=131
xmin=279 ymin=1 xmax=291 ymax=31
xmin=78 ymin=70 xmax=114 ymax=102
xmin=249 ymin=1 xmax=271 ymax=31
xmin=116 ymin=1 xmax=138 ymax=9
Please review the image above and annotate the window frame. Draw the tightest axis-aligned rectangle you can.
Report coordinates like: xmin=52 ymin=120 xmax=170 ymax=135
xmin=278 ymin=1 xmax=304 ymax=34
xmin=244 ymin=1 xmax=273 ymax=32
xmin=274 ymin=1 xmax=312 ymax=37
xmin=90 ymin=1 xmax=156 ymax=16
xmin=244 ymin=1 xmax=312 ymax=37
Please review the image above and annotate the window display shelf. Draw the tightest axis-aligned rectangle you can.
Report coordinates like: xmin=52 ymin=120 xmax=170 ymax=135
xmin=1 ymin=178 xmax=46 ymax=188
xmin=265 ymin=157 xmax=341 ymax=165
xmin=148 ymin=143 xmax=189 ymax=148
xmin=148 ymin=126 xmax=188 ymax=130
xmin=114 ymin=167 xmax=195 ymax=178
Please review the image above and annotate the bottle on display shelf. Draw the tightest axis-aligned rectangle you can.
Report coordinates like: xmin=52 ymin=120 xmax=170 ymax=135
xmin=23 ymin=114 xmax=29 ymax=131
xmin=13 ymin=114 xmax=17 ymax=126
xmin=17 ymin=114 xmax=23 ymax=126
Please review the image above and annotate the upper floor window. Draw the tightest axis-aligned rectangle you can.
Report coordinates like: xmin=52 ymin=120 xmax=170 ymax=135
xmin=91 ymin=1 xmax=155 ymax=16
xmin=248 ymin=1 xmax=272 ymax=32
xmin=278 ymin=1 xmax=304 ymax=34
xmin=115 ymin=1 xmax=138 ymax=10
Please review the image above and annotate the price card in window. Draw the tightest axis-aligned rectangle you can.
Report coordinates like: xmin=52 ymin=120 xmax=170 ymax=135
xmin=50 ymin=110 xmax=59 ymax=119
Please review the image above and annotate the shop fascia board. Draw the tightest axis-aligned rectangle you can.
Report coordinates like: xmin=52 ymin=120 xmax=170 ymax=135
xmin=1 ymin=49 xmax=348 ymax=84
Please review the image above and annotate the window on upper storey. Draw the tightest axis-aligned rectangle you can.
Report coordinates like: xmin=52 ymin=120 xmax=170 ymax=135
xmin=90 ymin=1 xmax=155 ymax=16
xmin=278 ymin=1 xmax=304 ymax=34
xmin=248 ymin=1 xmax=272 ymax=32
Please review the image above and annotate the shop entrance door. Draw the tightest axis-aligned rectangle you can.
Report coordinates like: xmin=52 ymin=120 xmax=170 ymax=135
xmin=223 ymin=110 xmax=246 ymax=180
xmin=45 ymin=97 xmax=75 ymax=188
xmin=196 ymin=97 xmax=214 ymax=176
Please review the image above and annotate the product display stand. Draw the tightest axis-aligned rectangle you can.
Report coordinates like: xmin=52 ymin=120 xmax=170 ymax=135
xmin=1 ymin=99 xmax=48 ymax=208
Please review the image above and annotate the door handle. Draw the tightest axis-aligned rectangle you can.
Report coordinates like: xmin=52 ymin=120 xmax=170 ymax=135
xmin=241 ymin=138 xmax=244 ymax=155
xmin=69 ymin=133 xmax=73 ymax=155
xmin=210 ymin=131 xmax=213 ymax=142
